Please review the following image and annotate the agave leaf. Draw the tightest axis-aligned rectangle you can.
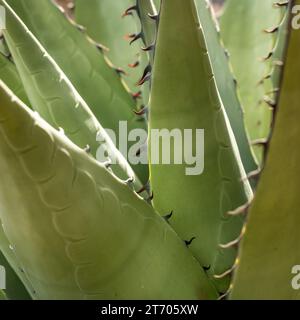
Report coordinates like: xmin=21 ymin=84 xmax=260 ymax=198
xmin=1 ymin=0 xmax=146 ymax=190
xmin=195 ymin=0 xmax=258 ymax=178
xmin=5 ymin=0 xmax=149 ymax=184
xmin=149 ymin=0 xmax=253 ymax=293
xmin=230 ymin=1 xmax=300 ymax=300
xmin=220 ymin=0 xmax=287 ymax=163
xmin=0 ymin=80 xmax=217 ymax=300
xmin=0 ymin=52 xmax=30 ymax=106
xmin=74 ymin=0 xmax=146 ymax=97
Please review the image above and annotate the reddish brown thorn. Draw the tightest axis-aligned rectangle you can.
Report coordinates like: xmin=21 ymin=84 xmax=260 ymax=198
xmin=122 ymin=5 xmax=138 ymax=17
xmin=136 ymin=73 xmax=151 ymax=86
xmin=132 ymin=91 xmax=142 ymax=100
xmin=128 ymin=61 xmax=140 ymax=68
xmin=137 ymin=182 xmax=149 ymax=194
xmin=137 ymin=64 xmax=152 ymax=86
xmin=125 ymin=33 xmax=142 ymax=45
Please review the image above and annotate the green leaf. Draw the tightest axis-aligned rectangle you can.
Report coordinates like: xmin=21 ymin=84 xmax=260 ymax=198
xmin=1 ymin=0 xmax=145 ymax=191
xmin=74 ymin=0 xmax=146 ymax=97
xmin=0 ymin=80 xmax=217 ymax=300
xmin=5 ymin=0 xmax=149 ymax=184
xmin=149 ymin=0 xmax=252 ymax=293
xmin=220 ymin=0 xmax=287 ymax=164
xmin=195 ymin=0 xmax=258 ymax=178
xmin=0 ymin=52 xmax=30 ymax=106
xmin=230 ymin=1 xmax=300 ymax=300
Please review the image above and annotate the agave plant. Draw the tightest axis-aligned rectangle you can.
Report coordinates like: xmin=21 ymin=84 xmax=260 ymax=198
xmin=0 ymin=0 xmax=299 ymax=300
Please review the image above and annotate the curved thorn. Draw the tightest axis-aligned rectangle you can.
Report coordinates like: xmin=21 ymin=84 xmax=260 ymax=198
xmin=185 ymin=236 xmax=196 ymax=247
xmin=251 ymin=138 xmax=269 ymax=147
xmin=83 ymin=145 xmax=91 ymax=153
xmin=133 ymin=105 xmax=148 ymax=116
xmin=141 ymin=43 xmax=155 ymax=52
xmin=128 ymin=61 xmax=140 ymax=68
xmin=213 ymin=265 xmax=236 ymax=279
xmin=226 ymin=201 xmax=252 ymax=216
xmin=203 ymin=265 xmax=211 ymax=271
xmin=125 ymin=177 xmax=134 ymax=185
xmin=122 ymin=5 xmax=138 ymax=17
xmin=132 ymin=91 xmax=142 ymax=100
xmin=103 ymin=159 xmax=112 ymax=169
xmin=219 ymin=226 xmax=246 ymax=249
xmin=146 ymin=192 xmax=154 ymax=202
xmin=163 ymin=211 xmax=173 ymax=221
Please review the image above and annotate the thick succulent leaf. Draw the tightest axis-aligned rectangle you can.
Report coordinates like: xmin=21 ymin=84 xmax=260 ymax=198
xmin=220 ymin=0 xmax=287 ymax=163
xmin=231 ymin=1 xmax=300 ymax=299
xmin=5 ymin=0 xmax=149 ymax=184
xmin=0 ymin=53 xmax=29 ymax=106
xmin=1 ymin=0 xmax=145 ymax=191
xmin=149 ymin=0 xmax=253 ymax=293
xmin=195 ymin=0 xmax=258 ymax=177
xmin=74 ymin=0 xmax=146 ymax=97
xmin=0 ymin=81 xmax=217 ymax=300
